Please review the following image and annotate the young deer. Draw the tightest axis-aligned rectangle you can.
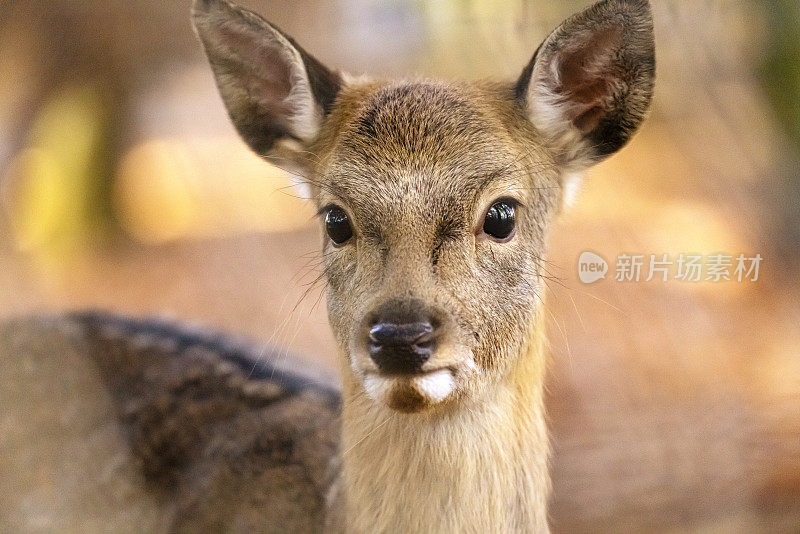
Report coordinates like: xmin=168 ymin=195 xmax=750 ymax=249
xmin=192 ymin=0 xmax=653 ymax=531
xmin=0 ymin=0 xmax=655 ymax=532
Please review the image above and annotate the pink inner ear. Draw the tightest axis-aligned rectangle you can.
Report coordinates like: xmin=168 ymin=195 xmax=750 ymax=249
xmin=217 ymin=22 xmax=293 ymax=108
xmin=554 ymin=24 xmax=624 ymax=133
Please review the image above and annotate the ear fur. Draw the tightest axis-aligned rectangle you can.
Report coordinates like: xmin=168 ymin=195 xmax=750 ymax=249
xmin=192 ymin=0 xmax=341 ymax=181
xmin=516 ymin=0 xmax=655 ymax=172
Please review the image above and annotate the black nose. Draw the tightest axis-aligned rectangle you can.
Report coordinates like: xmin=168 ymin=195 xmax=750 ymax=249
xmin=368 ymin=321 xmax=435 ymax=374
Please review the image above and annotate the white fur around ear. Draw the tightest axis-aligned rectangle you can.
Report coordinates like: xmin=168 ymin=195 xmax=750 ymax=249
xmin=561 ymin=171 xmax=585 ymax=208
xmin=286 ymin=166 xmax=313 ymax=200
xmin=267 ymin=31 xmax=324 ymax=142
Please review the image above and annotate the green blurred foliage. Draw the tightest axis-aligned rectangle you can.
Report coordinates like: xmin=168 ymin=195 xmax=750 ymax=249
xmin=761 ymin=0 xmax=800 ymax=159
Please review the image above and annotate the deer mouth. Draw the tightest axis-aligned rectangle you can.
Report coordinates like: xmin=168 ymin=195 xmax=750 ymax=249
xmin=363 ymin=368 xmax=456 ymax=413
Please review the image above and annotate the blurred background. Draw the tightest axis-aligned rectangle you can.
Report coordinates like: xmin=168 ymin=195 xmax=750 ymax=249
xmin=1 ymin=0 xmax=799 ymax=531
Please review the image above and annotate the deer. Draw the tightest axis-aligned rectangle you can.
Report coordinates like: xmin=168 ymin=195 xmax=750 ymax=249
xmin=0 ymin=0 xmax=656 ymax=532
xmin=190 ymin=0 xmax=653 ymax=530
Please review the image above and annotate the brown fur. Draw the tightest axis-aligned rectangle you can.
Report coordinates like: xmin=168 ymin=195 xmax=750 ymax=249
xmin=0 ymin=313 xmax=340 ymax=533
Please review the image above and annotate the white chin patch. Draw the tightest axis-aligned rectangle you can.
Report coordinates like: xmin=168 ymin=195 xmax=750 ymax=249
xmin=363 ymin=369 xmax=456 ymax=406
xmin=363 ymin=373 xmax=393 ymax=402
xmin=411 ymin=369 xmax=455 ymax=403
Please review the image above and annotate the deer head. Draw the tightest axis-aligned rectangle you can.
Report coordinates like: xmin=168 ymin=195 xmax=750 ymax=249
xmin=193 ymin=0 xmax=655 ymax=414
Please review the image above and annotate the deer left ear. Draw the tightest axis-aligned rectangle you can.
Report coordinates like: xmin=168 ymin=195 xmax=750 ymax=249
xmin=192 ymin=0 xmax=342 ymax=190
xmin=516 ymin=0 xmax=655 ymax=171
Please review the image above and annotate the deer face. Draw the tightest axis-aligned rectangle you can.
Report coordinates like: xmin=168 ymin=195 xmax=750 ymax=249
xmin=193 ymin=0 xmax=655 ymax=413
xmin=312 ymin=81 xmax=562 ymax=412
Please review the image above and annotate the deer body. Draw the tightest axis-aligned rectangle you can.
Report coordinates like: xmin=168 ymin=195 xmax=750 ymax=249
xmin=0 ymin=313 xmax=341 ymax=533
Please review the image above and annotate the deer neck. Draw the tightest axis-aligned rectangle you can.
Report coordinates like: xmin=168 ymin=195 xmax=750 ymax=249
xmin=338 ymin=318 xmax=550 ymax=533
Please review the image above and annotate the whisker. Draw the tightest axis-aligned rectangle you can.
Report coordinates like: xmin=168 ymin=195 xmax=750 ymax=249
xmin=342 ymin=413 xmax=395 ymax=457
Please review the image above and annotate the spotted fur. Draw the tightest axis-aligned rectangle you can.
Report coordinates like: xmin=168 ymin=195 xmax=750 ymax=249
xmin=0 ymin=313 xmax=340 ymax=532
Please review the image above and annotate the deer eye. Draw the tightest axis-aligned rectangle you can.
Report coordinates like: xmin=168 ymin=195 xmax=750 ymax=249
xmin=482 ymin=199 xmax=516 ymax=241
xmin=325 ymin=205 xmax=353 ymax=245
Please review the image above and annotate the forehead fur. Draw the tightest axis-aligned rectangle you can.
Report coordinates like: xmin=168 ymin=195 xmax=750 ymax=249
xmin=312 ymin=79 xmax=557 ymax=211
xmin=344 ymin=81 xmax=503 ymax=165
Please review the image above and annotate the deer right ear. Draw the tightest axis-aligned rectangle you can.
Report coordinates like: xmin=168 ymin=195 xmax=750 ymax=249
xmin=515 ymin=0 xmax=655 ymax=171
xmin=192 ymin=0 xmax=341 ymax=182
